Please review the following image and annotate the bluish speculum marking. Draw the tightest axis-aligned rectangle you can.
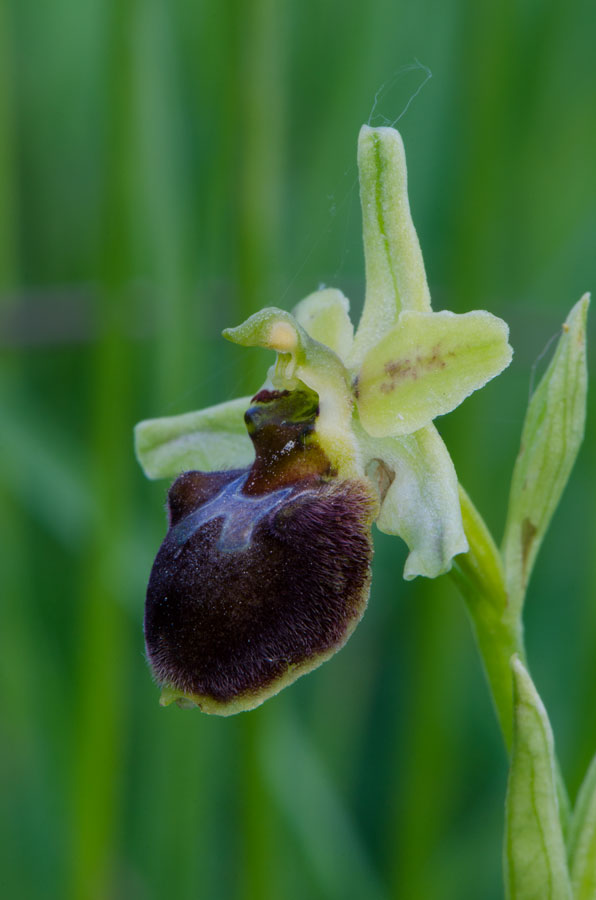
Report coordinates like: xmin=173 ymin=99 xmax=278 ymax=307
xmin=169 ymin=474 xmax=295 ymax=555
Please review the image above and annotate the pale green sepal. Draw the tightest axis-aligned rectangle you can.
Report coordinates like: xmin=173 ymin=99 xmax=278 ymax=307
xmin=134 ymin=396 xmax=254 ymax=480
xmin=354 ymin=421 xmax=467 ymax=579
xmin=224 ymin=307 xmax=360 ymax=476
xmin=292 ymin=288 xmax=354 ymax=360
xmin=351 ymin=124 xmax=431 ymax=366
xmin=502 ymin=294 xmax=590 ymax=614
xmin=504 ymin=656 xmax=572 ymax=900
xmin=568 ymin=751 xmax=596 ymax=898
xmin=357 ymin=309 xmax=512 ymax=438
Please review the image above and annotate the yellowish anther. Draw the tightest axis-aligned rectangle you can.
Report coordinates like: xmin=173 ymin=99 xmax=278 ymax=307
xmin=269 ymin=321 xmax=298 ymax=352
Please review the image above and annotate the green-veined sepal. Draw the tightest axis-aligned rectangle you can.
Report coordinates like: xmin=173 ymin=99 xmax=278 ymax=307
xmin=351 ymin=124 xmax=431 ymax=365
xmin=357 ymin=309 xmax=512 ymax=438
xmin=134 ymin=396 xmax=254 ymax=480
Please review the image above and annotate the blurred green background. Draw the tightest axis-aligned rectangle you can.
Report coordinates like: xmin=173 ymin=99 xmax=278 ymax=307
xmin=1 ymin=1 xmax=595 ymax=898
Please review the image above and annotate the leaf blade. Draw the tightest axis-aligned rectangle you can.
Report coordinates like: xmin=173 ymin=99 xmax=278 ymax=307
xmin=504 ymin=657 xmax=572 ymax=900
xmin=569 ymin=752 xmax=596 ymax=899
xmin=502 ymin=295 xmax=590 ymax=613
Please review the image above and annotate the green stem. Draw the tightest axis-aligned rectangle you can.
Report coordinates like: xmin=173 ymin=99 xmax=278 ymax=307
xmin=461 ymin=591 xmax=525 ymax=752
xmin=450 ymin=485 xmax=570 ymax=830
xmin=450 ymin=485 xmax=523 ymax=751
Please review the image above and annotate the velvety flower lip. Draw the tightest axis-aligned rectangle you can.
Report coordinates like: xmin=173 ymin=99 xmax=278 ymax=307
xmin=135 ymin=124 xmax=514 ymax=713
xmin=144 ymin=390 xmax=376 ymax=715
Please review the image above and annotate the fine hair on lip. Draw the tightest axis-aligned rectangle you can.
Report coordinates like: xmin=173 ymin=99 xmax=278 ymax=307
xmin=145 ymin=470 xmax=375 ymax=708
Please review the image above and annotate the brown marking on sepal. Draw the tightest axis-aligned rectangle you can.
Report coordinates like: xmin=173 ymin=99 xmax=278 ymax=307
xmin=380 ymin=344 xmax=447 ymax=393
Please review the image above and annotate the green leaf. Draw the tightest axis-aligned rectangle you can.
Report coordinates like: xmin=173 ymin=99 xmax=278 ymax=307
xmin=354 ymin=421 xmax=467 ymax=579
xmin=568 ymin=751 xmax=596 ymax=899
xmin=351 ymin=125 xmax=431 ymax=365
xmin=504 ymin=656 xmax=572 ymax=900
xmin=357 ymin=309 xmax=512 ymax=438
xmin=134 ymin=396 xmax=254 ymax=480
xmin=292 ymin=288 xmax=354 ymax=361
xmin=502 ymin=295 xmax=590 ymax=613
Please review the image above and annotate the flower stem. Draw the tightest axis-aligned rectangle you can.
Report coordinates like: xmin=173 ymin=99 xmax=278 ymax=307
xmin=450 ymin=486 xmax=523 ymax=751
xmin=450 ymin=485 xmax=571 ymax=829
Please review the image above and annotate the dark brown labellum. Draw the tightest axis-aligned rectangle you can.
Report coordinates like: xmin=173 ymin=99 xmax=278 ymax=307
xmin=144 ymin=390 xmax=375 ymax=714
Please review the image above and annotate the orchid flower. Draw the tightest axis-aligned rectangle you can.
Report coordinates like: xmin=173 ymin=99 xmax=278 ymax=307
xmin=135 ymin=125 xmax=512 ymax=714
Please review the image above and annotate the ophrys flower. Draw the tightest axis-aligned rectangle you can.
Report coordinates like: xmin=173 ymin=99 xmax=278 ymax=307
xmin=135 ymin=125 xmax=512 ymax=714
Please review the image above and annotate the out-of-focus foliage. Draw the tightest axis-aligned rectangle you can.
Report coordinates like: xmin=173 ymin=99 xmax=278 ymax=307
xmin=0 ymin=1 xmax=594 ymax=898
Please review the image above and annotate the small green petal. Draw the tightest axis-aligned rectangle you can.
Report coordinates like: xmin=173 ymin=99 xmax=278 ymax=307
xmin=223 ymin=306 xmax=304 ymax=362
xmin=504 ymin=656 xmax=572 ymax=900
xmin=357 ymin=309 xmax=512 ymax=438
xmin=223 ymin=306 xmax=345 ymax=388
xmin=502 ymin=295 xmax=589 ymax=615
xmin=568 ymin=751 xmax=596 ymax=898
xmin=351 ymin=125 xmax=431 ymax=365
xmin=134 ymin=396 xmax=254 ymax=480
xmin=293 ymin=288 xmax=354 ymax=361
xmin=224 ymin=307 xmax=359 ymax=476
xmin=354 ymin=421 xmax=467 ymax=579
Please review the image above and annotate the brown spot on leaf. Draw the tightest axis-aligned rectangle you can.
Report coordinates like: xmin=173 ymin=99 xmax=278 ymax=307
xmin=521 ymin=517 xmax=537 ymax=584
